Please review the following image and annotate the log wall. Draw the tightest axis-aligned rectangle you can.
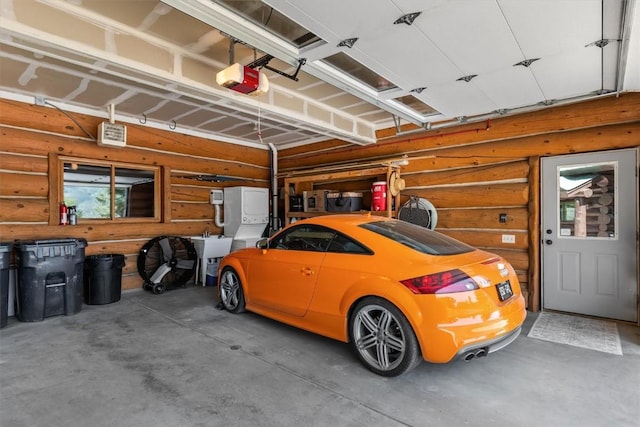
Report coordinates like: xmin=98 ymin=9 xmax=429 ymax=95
xmin=2 ymin=94 xmax=639 ymax=304
xmin=0 ymin=99 xmax=269 ymax=290
xmin=279 ymin=93 xmax=640 ymax=310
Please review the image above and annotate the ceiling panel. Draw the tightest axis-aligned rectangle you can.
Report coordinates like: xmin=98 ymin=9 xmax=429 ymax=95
xmin=533 ymin=49 xmax=605 ymax=100
xmin=426 ymin=78 xmax=499 ymax=117
xmin=80 ymin=0 xmax=164 ymax=28
xmin=499 ymin=0 xmax=602 ymax=57
xmin=415 ymin=0 xmax=523 ymax=75
xmin=173 ymin=108 xmax=220 ymax=128
xmin=474 ymin=67 xmax=544 ymax=110
xmin=71 ymin=80 xmax=128 ymax=107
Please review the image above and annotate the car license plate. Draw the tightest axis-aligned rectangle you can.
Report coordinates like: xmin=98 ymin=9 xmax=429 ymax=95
xmin=496 ymin=280 xmax=513 ymax=301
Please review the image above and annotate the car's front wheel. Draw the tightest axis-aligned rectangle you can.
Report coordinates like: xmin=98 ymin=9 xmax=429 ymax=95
xmin=219 ymin=267 xmax=246 ymax=313
xmin=349 ymin=297 xmax=421 ymax=377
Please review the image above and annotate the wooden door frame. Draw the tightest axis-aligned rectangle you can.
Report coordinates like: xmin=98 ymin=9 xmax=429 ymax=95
xmin=528 ymin=156 xmax=541 ymax=312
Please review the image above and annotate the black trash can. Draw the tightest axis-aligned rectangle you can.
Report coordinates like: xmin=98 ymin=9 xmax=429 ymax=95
xmin=83 ymin=254 xmax=125 ymax=305
xmin=0 ymin=243 xmax=12 ymax=328
xmin=16 ymin=238 xmax=87 ymax=322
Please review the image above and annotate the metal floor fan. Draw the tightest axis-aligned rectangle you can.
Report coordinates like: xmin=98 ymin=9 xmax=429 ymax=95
xmin=398 ymin=196 xmax=438 ymax=230
xmin=137 ymin=236 xmax=197 ymax=294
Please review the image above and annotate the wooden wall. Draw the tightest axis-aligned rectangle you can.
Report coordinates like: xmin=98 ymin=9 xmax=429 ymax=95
xmin=0 ymin=99 xmax=270 ymax=290
xmin=278 ymin=93 xmax=640 ymax=310
xmin=1 ymin=94 xmax=639 ymax=303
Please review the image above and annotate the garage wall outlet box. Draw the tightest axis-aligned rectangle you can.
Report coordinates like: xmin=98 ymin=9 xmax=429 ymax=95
xmin=501 ymin=234 xmax=516 ymax=244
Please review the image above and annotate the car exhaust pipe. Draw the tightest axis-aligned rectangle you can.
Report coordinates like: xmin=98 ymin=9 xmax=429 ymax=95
xmin=463 ymin=348 xmax=488 ymax=361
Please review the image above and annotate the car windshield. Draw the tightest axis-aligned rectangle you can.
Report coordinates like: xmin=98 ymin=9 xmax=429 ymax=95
xmin=360 ymin=221 xmax=474 ymax=255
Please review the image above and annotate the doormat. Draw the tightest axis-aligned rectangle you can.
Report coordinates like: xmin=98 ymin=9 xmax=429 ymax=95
xmin=528 ymin=312 xmax=622 ymax=355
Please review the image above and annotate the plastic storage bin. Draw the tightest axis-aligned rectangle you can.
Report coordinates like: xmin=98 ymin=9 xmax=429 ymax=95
xmin=0 ymin=243 xmax=12 ymax=328
xmin=16 ymin=238 xmax=87 ymax=322
xmin=326 ymin=192 xmax=363 ymax=212
xmin=205 ymin=257 xmax=221 ymax=286
xmin=84 ymin=254 xmax=125 ymax=305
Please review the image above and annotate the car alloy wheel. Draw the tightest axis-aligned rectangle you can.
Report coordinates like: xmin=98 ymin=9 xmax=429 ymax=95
xmin=219 ymin=268 xmax=246 ymax=313
xmin=349 ymin=297 xmax=420 ymax=377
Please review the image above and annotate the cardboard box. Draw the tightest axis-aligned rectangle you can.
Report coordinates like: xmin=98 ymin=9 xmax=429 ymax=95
xmin=303 ymin=190 xmax=328 ymax=212
xmin=326 ymin=192 xmax=363 ymax=212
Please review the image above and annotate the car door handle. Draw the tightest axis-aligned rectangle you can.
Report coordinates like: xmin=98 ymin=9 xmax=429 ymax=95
xmin=301 ymin=267 xmax=314 ymax=276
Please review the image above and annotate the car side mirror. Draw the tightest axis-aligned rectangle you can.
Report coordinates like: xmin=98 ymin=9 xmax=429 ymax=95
xmin=256 ymin=238 xmax=269 ymax=250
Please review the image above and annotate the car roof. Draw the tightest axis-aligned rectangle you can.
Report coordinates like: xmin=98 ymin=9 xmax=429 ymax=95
xmin=283 ymin=214 xmax=483 ymax=271
xmin=301 ymin=213 xmax=391 ymax=229
xmin=294 ymin=214 xmax=397 ymax=241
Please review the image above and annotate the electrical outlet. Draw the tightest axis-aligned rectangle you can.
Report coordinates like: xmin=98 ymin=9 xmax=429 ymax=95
xmin=34 ymin=96 xmax=46 ymax=106
xmin=501 ymin=234 xmax=516 ymax=244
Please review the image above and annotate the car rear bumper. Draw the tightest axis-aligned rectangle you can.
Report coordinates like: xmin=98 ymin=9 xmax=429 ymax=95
xmin=413 ymin=293 xmax=527 ymax=363
xmin=453 ymin=326 xmax=522 ymax=361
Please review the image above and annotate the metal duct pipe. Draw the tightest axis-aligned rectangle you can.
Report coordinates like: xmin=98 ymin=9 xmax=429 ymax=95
xmin=267 ymin=142 xmax=279 ymax=234
xmin=214 ymin=204 xmax=224 ymax=229
xmin=388 ymin=91 xmax=620 ymax=140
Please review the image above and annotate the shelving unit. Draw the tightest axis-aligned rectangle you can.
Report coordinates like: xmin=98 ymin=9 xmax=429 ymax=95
xmin=282 ymin=164 xmax=401 ymax=226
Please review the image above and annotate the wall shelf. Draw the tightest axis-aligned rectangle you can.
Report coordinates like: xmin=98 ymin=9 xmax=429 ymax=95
xmin=282 ymin=164 xmax=401 ymax=225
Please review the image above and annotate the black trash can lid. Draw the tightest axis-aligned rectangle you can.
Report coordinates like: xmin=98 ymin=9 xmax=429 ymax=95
xmin=17 ymin=238 xmax=87 ymax=249
xmin=87 ymin=254 xmax=124 ymax=259
xmin=85 ymin=254 xmax=126 ymax=268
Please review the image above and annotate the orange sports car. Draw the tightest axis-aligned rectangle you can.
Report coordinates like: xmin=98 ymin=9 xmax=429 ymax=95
xmin=218 ymin=214 xmax=526 ymax=377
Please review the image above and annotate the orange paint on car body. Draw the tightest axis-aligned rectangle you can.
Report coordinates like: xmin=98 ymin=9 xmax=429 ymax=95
xmin=219 ymin=214 xmax=526 ymax=375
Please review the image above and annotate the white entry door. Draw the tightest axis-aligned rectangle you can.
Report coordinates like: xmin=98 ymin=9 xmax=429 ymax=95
xmin=541 ymin=149 xmax=638 ymax=322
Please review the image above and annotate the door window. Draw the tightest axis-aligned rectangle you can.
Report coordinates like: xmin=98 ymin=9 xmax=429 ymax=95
xmin=557 ymin=162 xmax=616 ymax=238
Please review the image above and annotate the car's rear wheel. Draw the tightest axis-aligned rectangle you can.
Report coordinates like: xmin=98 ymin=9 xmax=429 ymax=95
xmin=219 ymin=267 xmax=246 ymax=313
xmin=349 ymin=297 xmax=421 ymax=377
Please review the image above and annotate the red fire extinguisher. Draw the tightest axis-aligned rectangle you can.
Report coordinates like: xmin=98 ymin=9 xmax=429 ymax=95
xmin=59 ymin=201 xmax=68 ymax=225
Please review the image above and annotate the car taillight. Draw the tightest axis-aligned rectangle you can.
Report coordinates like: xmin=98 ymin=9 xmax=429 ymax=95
xmin=400 ymin=269 xmax=479 ymax=294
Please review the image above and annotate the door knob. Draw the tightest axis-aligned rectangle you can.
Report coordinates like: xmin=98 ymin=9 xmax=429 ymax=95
xmin=546 ymin=229 xmax=552 ymax=234
xmin=545 ymin=239 xmax=553 ymax=245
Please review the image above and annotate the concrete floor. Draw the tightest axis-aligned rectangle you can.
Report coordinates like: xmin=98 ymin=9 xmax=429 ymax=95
xmin=1 ymin=285 xmax=639 ymax=427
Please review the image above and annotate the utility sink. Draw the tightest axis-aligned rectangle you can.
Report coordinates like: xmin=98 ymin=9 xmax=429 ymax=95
xmin=190 ymin=235 xmax=232 ymax=286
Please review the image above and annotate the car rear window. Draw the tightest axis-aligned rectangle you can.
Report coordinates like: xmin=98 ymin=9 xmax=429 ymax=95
xmin=360 ymin=221 xmax=474 ymax=255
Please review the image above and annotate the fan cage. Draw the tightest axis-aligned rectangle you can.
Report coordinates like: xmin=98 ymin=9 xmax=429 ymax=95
xmin=137 ymin=236 xmax=197 ymax=290
xmin=398 ymin=197 xmax=438 ymax=230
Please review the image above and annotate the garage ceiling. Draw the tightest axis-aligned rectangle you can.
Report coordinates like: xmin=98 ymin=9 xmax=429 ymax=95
xmin=0 ymin=0 xmax=638 ymax=149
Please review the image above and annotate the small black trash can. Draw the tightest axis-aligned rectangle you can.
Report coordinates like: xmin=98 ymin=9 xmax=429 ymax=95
xmin=83 ymin=254 xmax=125 ymax=305
xmin=0 ymin=243 xmax=12 ymax=328
xmin=16 ymin=238 xmax=87 ymax=322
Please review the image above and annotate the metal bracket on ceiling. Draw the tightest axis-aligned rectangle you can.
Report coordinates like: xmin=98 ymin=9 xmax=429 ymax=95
xmin=221 ymin=31 xmax=306 ymax=82
xmin=392 ymin=115 xmax=401 ymax=134
xmin=393 ymin=115 xmax=434 ymax=134
xmin=585 ymin=38 xmax=621 ymax=48
xmin=247 ymin=55 xmax=307 ymax=82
